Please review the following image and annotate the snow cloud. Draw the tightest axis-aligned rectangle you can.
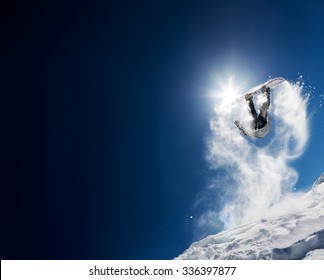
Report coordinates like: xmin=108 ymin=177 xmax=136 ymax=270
xmin=195 ymin=79 xmax=309 ymax=238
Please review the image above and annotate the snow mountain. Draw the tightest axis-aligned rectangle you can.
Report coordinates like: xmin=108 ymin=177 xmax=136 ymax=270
xmin=177 ymin=173 xmax=324 ymax=260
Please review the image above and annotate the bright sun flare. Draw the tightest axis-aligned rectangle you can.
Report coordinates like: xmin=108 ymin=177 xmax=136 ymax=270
xmin=208 ymin=74 xmax=252 ymax=107
xmin=217 ymin=75 xmax=240 ymax=104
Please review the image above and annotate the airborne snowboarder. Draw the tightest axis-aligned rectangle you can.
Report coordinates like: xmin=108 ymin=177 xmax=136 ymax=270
xmin=234 ymin=86 xmax=271 ymax=138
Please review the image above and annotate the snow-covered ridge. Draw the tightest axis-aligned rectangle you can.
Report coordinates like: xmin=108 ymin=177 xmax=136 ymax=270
xmin=312 ymin=173 xmax=324 ymax=195
xmin=176 ymin=173 xmax=324 ymax=260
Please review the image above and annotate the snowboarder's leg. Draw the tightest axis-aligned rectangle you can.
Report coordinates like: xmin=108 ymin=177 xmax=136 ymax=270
xmin=246 ymin=96 xmax=258 ymax=119
xmin=245 ymin=96 xmax=258 ymax=129
xmin=259 ymin=89 xmax=270 ymax=118
xmin=248 ymin=97 xmax=258 ymax=130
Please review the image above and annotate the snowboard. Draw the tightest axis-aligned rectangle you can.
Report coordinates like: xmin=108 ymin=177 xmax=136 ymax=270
xmin=232 ymin=77 xmax=286 ymax=104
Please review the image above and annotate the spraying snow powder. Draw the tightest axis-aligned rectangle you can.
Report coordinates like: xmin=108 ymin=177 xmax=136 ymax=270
xmin=196 ymin=79 xmax=309 ymax=236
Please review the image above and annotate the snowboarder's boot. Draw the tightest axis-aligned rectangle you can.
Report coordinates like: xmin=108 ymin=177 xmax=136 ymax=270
xmin=245 ymin=93 xmax=253 ymax=101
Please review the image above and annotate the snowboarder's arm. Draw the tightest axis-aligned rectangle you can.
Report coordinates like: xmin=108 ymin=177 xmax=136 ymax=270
xmin=234 ymin=120 xmax=250 ymax=136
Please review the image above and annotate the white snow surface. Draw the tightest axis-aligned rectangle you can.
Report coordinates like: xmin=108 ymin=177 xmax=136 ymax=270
xmin=177 ymin=177 xmax=324 ymax=260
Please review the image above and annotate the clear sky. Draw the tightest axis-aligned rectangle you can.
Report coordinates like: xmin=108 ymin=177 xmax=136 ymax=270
xmin=2 ymin=0 xmax=324 ymax=260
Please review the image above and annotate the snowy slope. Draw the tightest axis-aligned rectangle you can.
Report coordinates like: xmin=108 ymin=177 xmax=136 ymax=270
xmin=177 ymin=173 xmax=324 ymax=260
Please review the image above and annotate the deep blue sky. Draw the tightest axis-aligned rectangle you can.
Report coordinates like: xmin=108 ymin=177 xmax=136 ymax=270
xmin=2 ymin=0 xmax=324 ymax=259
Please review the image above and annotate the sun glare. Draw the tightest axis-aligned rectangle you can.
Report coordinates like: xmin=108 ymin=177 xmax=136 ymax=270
xmin=217 ymin=75 xmax=239 ymax=105
xmin=209 ymin=74 xmax=252 ymax=107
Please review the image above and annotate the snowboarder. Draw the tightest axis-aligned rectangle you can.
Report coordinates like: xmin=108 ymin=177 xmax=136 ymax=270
xmin=234 ymin=86 xmax=271 ymax=138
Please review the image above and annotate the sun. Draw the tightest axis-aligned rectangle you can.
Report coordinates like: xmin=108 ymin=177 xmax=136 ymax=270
xmin=217 ymin=75 xmax=240 ymax=105
xmin=207 ymin=74 xmax=252 ymax=108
